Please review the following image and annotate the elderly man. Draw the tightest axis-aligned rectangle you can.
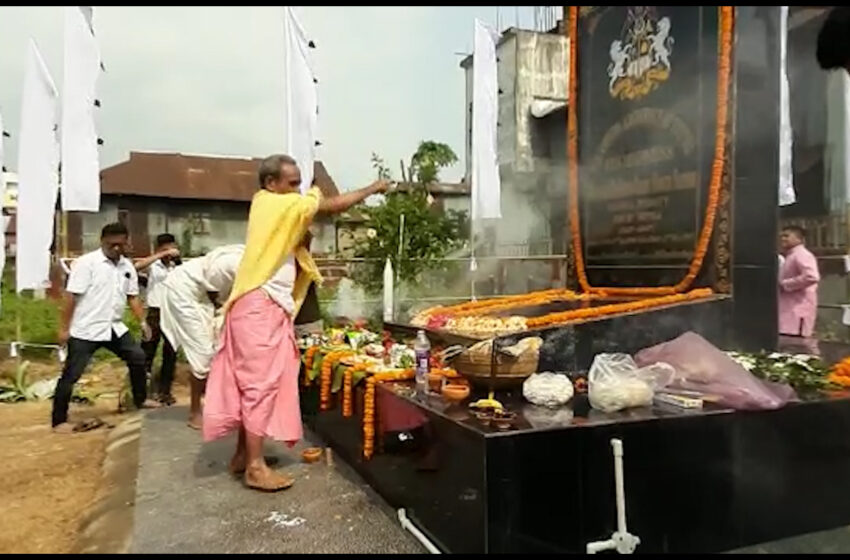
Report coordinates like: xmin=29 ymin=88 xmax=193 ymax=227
xmin=778 ymin=226 xmax=821 ymax=353
xmin=53 ymin=222 xmax=160 ymax=432
xmin=203 ymin=154 xmax=389 ymax=492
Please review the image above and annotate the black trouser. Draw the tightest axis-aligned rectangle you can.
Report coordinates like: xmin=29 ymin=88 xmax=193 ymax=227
xmin=141 ymin=308 xmax=177 ymax=396
xmin=52 ymin=332 xmax=147 ymax=426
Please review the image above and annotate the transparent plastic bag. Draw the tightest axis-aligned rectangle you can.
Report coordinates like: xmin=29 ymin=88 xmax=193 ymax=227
xmin=588 ymin=353 xmax=675 ymax=413
xmin=634 ymin=332 xmax=797 ymax=411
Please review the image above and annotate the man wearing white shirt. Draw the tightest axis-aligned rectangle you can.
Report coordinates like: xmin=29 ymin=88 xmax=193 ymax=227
xmin=53 ymin=222 xmax=160 ymax=432
xmin=134 ymin=233 xmax=181 ymax=405
xmin=161 ymin=244 xmax=244 ymax=429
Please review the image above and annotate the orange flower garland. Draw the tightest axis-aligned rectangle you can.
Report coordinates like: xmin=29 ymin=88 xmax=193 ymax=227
xmin=362 ymin=369 xmax=415 ymax=460
xmin=828 ymin=358 xmax=850 ymax=389
xmin=303 ymin=346 xmax=320 ymax=387
xmin=342 ymin=366 xmax=363 ymax=417
xmin=525 ymin=288 xmax=713 ymax=328
xmin=419 ymin=289 xmax=586 ymax=320
xmin=320 ymin=350 xmax=352 ymax=411
xmin=566 ymin=6 xmax=735 ymax=296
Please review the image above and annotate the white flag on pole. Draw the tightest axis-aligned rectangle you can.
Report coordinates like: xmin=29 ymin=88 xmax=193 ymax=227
xmin=471 ymin=19 xmax=501 ymax=220
xmin=61 ymin=6 xmax=102 ymax=212
xmin=283 ymin=6 xmax=318 ymax=194
xmin=17 ymin=39 xmax=60 ymax=293
xmin=778 ymin=6 xmax=795 ymax=207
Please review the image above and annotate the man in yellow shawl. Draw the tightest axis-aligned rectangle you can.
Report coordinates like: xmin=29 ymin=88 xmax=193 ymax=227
xmin=203 ymin=154 xmax=388 ymax=492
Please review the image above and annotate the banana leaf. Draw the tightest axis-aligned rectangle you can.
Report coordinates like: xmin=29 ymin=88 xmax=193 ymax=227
xmin=331 ymin=363 xmax=347 ymax=393
xmin=352 ymin=369 xmax=368 ymax=386
xmin=308 ymin=353 xmax=324 ymax=381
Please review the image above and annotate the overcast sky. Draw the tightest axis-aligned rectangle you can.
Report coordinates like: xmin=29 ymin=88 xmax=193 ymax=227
xmin=0 ymin=6 xmax=544 ymax=191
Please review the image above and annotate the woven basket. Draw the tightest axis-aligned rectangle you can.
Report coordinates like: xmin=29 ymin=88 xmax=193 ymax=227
xmin=453 ymin=349 xmax=539 ymax=389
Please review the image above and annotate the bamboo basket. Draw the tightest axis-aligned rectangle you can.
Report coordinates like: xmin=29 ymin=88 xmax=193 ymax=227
xmin=453 ymin=349 xmax=540 ymax=389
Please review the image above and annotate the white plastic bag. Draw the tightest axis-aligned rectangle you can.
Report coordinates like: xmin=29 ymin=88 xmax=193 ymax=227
xmin=588 ymin=353 xmax=675 ymax=413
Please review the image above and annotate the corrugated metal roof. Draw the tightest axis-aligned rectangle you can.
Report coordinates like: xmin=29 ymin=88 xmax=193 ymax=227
xmin=100 ymin=151 xmax=340 ymax=202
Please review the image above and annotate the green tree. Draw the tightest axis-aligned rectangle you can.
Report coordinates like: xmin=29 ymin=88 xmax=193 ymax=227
xmin=351 ymin=189 xmax=466 ymax=293
xmin=351 ymin=143 xmax=467 ymax=293
xmin=407 ymin=141 xmax=458 ymax=184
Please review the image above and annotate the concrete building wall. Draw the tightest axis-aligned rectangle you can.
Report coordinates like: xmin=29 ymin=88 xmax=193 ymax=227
xmin=464 ymin=29 xmax=568 ymax=268
xmin=443 ymin=196 xmax=471 ymax=216
xmin=76 ymin=197 xmax=336 ymax=257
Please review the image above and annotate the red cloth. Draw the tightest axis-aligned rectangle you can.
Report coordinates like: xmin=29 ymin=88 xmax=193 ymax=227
xmin=377 ymin=386 xmax=427 ymax=434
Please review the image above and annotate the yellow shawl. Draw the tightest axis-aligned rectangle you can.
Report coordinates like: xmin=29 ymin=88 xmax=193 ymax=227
xmin=224 ymin=187 xmax=323 ymax=315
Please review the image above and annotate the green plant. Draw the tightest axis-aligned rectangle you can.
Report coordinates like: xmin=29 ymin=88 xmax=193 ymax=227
xmin=350 ymin=189 xmax=466 ymax=293
xmin=0 ymin=360 xmax=33 ymax=402
xmin=407 ymin=141 xmax=458 ymax=184
xmin=727 ymin=351 xmax=832 ymax=394
xmin=371 ymin=153 xmax=392 ymax=181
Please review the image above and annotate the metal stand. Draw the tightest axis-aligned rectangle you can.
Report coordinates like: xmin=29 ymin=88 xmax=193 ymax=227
xmin=586 ymin=438 xmax=641 ymax=555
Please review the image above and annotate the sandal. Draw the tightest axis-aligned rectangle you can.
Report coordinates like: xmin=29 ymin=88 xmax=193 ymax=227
xmin=74 ymin=418 xmax=106 ymax=433
xmin=244 ymin=468 xmax=294 ymax=492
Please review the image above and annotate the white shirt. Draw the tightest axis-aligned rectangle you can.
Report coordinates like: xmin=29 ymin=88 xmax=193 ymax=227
xmin=164 ymin=244 xmax=244 ymax=303
xmin=66 ymin=249 xmax=140 ymax=341
xmin=145 ymin=259 xmax=172 ymax=309
xmin=202 ymin=245 xmax=244 ymax=300
xmin=262 ymin=255 xmax=296 ymax=315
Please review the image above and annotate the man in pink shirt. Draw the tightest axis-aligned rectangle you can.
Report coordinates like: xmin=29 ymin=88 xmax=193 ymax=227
xmin=778 ymin=226 xmax=820 ymax=341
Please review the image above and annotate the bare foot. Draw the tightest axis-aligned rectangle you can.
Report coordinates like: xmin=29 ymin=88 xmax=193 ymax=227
xmin=139 ymin=399 xmax=163 ymax=410
xmin=53 ymin=422 xmax=75 ymax=434
xmin=244 ymin=464 xmax=294 ymax=492
xmin=187 ymin=414 xmax=202 ymax=430
xmin=229 ymin=455 xmax=279 ymax=476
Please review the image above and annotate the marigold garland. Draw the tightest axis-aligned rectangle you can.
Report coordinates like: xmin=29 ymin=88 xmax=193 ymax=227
xmin=362 ymin=369 xmax=415 ymax=460
xmin=828 ymin=357 xmax=850 ymax=389
xmin=320 ymin=350 xmax=353 ymax=411
xmin=342 ymin=366 xmax=363 ymax=417
xmin=567 ymin=6 xmax=735 ymax=296
xmin=525 ymin=288 xmax=713 ymax=328
xmin=417 ymin=289 xmax=586 ymax=321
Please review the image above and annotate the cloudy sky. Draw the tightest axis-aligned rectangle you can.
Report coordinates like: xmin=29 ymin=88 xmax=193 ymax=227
xmin=0 ymin=6 xmax=544 ymax=191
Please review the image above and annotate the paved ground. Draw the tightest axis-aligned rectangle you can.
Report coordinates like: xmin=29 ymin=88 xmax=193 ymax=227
xmin=130 ymin=406 xmax=424 ymax=554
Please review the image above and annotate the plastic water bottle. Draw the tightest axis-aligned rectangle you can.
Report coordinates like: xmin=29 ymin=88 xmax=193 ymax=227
xmin=414 ymin=330 xmax=431 ymax=395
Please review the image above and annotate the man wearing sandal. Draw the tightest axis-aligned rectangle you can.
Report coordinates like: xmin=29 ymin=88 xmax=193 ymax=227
xmin=53 ymin=222 xmax=161 ymax=433
xmin=202 ymin=154 xmax=390 ymax=491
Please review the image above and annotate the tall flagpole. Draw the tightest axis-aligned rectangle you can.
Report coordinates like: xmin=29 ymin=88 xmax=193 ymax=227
xmin=283 ymin=7 xmax=293 ymax=154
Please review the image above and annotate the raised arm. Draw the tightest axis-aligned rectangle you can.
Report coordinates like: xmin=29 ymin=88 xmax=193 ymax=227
xmin=317 ymin=180 xmax=390 ymax=215
xmin=134 ymin=247 xmax=180 ymax=271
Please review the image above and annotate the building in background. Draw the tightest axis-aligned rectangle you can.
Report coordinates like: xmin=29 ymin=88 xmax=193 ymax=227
xmin=2 ymin=171 xmax=18 ymax=258
xmin=64 ymin=151 xmax=340 ymax=257
xmin=461 ymin=20 xmax=568 ymax=259
xmin=460 ymin=18 xmax=568 ymax=293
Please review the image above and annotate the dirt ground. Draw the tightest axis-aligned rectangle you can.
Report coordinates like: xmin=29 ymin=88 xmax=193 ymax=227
xmin=0 ymin=359 xmax=191 ymax=554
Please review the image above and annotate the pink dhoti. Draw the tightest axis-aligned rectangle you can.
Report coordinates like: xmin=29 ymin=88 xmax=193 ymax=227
xmin=203 ymin=290 xmax=302 ymax=446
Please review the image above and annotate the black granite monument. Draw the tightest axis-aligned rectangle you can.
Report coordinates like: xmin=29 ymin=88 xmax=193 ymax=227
xmin=307 ymin=6 xmax=850 ymax=554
